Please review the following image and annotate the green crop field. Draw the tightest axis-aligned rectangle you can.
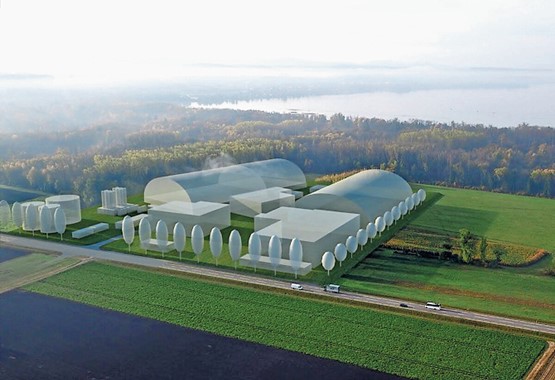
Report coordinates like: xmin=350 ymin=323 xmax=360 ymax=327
xmin=3 ymin=200 xmax=137 ymax=244
xmin=340 ymin=248 xmax=555 ymax=324
xmin=26 ymin=262 xmax=544 ymax=380
xmin=412 ymin=184 xmax=555 ymax=253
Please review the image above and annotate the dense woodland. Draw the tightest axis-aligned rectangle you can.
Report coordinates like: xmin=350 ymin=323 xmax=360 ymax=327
xmin=0 ymin=107 xmax=553 ymax=205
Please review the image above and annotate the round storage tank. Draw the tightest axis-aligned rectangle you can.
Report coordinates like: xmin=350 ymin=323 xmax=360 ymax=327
xmin=39 ymin=203 xmax=60 ymax=234
xmin=46 ymin=195 xmax=81 ymax=224
xmin=21 ymin=201 xmax=44 ymax=231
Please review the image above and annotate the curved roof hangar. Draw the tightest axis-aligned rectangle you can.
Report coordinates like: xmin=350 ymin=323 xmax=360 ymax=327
xmin=144 ymin=158 xmax=306 ymax=205
xmin=295 ymin=169 xmax=412 ymax=227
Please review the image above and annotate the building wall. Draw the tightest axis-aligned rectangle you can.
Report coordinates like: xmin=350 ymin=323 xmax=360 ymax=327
xmin=45 ymin=195 xmax=82 ymax=225
xmin=254 ymin=208 xmax=360 ymax=266
xmin=229 ymin=188 xmax=295 ymax=217
xmin=147 ymin=203 xmax=231 ymax=236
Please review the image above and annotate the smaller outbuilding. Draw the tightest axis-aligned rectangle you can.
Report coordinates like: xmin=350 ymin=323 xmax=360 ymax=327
xmin=98 ymin=186 xmax=139 ymax=216
xmin=229 ymin=187 xmax=295 ymax=217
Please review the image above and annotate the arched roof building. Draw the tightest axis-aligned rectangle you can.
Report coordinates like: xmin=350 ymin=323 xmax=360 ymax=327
xmin=144 ymin=159 xmax=306 ymax=205
xmin=295 ymin=169 xmax=412 ymax=227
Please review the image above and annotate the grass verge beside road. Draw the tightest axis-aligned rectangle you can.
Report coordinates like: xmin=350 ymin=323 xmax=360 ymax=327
xmin=340 ymin=249 xmax=555 ymax=325
xmin=26 ymin=261 xmax=545 ymax=380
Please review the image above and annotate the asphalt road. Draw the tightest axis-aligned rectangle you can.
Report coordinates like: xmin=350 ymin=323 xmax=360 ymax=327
xmin=2 ymin=233 xmax=555 ymax=336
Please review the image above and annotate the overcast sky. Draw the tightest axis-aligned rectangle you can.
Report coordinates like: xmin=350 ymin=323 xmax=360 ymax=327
xmin=1 ymin=0 xmax=554 ymax=83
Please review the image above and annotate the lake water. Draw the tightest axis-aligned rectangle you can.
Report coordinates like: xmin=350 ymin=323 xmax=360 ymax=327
xmin=194 ymin=84 xmax=555 ymax=128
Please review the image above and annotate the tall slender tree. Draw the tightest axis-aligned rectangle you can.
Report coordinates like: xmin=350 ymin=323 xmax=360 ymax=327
xmin=479 ymin=236 xmax=488 ymax=266
xmin=459 ymin=229 xmax=473 ymax=263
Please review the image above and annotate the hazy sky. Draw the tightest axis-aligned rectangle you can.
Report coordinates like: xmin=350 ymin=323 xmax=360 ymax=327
xmin=1 ymin=0 xmax=554 ymax=83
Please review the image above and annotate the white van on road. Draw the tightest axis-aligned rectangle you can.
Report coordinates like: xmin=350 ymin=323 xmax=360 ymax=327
xmin=290 ymin=283 xmax=303 ymax=290
xmin=324 ymin=284 xmax=340 ymax=293
xmin=425 ymin=302 xmax=441 ymax=310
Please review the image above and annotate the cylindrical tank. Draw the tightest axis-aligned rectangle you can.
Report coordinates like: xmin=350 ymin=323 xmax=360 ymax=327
xmin=21 ymin=201 xmax=44 ymax=231
xmin=46 ymin=195 xmax=81 ymax=224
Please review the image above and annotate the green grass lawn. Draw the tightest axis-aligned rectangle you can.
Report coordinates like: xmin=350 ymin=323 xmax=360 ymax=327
xmin=5 ymin=217 xmax=122 ymax=246
xmin=412 ymin=184 xmax=555 ymax=252
xmin=26 ymin=261 xmax=545 ymax=380
xmin=3 ymin=197 xmax=147 ymax=245
xmin=340 ymin=249 xmax=555 ymax=324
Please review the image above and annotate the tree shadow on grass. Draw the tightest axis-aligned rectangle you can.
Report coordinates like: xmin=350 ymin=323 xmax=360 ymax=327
xmin=419 ymin=204 xmax=499 ymax=235
xmin=343 ymin=274 xmax=399 ymax=285
xmin=354 ymin=261 xmax=440 ymax=277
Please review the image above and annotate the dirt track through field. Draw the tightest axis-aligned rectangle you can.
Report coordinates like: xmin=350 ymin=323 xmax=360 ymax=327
xmin=0 ymin=256 xmax=90 ymax=294
xmin=526 ymin=341 xmax=555 ymax=380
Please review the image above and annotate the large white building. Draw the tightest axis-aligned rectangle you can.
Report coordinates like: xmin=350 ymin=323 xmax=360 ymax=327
xmin=144 ymin=159 xmax=306 ymax=205
xmin=296 ymin=169 xmax=413 ymax=227
xmin=251 ymin=207 xmax=360 ymax=266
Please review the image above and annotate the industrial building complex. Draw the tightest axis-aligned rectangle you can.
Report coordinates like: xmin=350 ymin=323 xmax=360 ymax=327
xmin=138 ymin=158 xmax=423 ymax=275
xmin=0 ymin=158 xmax=425 ymax=276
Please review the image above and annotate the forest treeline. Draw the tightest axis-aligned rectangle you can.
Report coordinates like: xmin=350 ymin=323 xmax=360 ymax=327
xmin=0 ymin=107 xmax=553 ymax=205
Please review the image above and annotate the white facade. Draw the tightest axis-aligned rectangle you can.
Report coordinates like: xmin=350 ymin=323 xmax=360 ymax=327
xmin=229 ymin=187 xmax=295 ymax=217
xmin=238 ymin=254 xmax=313 ymax=275
xmin=0 ymin=200 xmax=11 ymax=228
xmin=114 ymin=186 xmax=127 ymax=207
xmin=309 ymin=184 xmax=326 ymax=193
xmin=98 ymin=186 xmax=138 ymax=216
xmin=21 ymin=201 xmax=44 ymax=231
xmin=148 ymin=201 xmax=230 ymax=236
xmin=101 ymin=189 xmax=117 ymax=209
xmin=144 ymin=159 xmax=306 ymax=205
xmin=115 ymin=213 xmax=148 ymax=229
xmin=39 ymin=203 xmax=60 ymax=234
xmin=253 ymin=207 xmax=360 ymax=266
xmin=72 ymin=223 xmax=109 ymax=239
xmin=45 ymin=195 xmax=81 ymax=224
xmin=296 ymin=169 xmax=412 ymax=227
